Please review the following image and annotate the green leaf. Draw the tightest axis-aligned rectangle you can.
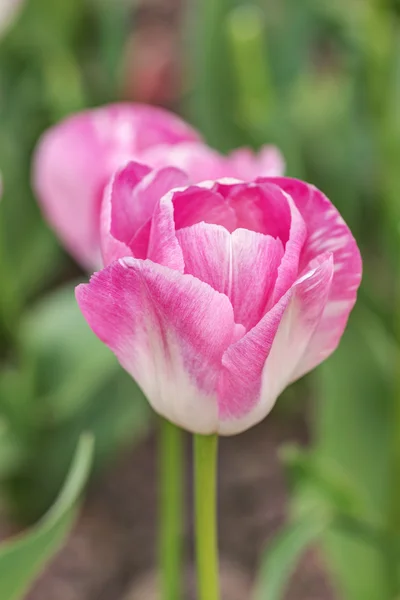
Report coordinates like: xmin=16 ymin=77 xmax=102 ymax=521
xmin=281 ymin=445 xmax=374 ymax=520
xmin=19 ymin=281 xmax=123 ymax=422
xmin=7 ymin=282 xmax=150 ymax=521
xmin=0 ymin=434 xmax=93 ymax=600
xmin=254 ymin=513 xmax=328 ymax=600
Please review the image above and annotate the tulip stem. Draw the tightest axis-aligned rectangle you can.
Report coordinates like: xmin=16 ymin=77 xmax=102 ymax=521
xmin=159 ymin=419 xmax=184 ymax=600
xmin=194 ymin=433 xmax=220 ymax=600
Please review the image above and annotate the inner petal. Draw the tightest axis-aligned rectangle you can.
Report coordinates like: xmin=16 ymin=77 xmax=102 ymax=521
xmin=212 ymin=181 xmax=292 ymax=241
xmin=172 ymin=186 xmax=238 ymax=231
xmin=172 ymin=182 xmax=293 ymax=246
xmin=177 ymin=222 xmax=284 ymax=331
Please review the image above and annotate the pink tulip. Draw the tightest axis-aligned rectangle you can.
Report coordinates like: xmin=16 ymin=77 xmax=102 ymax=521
xmin=76 ymin=167 xmax=362 ymax=435
xmin=33 ymin=104 xmax=284 ymax=269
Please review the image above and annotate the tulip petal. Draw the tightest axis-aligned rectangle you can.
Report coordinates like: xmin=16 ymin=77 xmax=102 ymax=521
xmin=140 ymin=142 xmax=226 ymax=182
xmin=173 ymin=186 xmax=237 ymax=231
xmin=100 ymin=178 xmax=133 ymax=267
xmin=264 ymin=177 xmax=362 ymax=377
xmin=269 ymin=190 xmax=307 ymax=306
xmin=76 ymin=259 xmax=237 ymax=434
xmin=218 ymin=253 xmax=334 ymax=434
xmin=141 ymin=142 xmax=285 ymax=183
xmin=227 ymin=145 xmax=285 ymax=179
xmin=100 ymin=161 xmax=188 ymax=265
xmin=146 ymin=195 xmax=185 ymax=271
xmin=177 ymin=223 xmax=284 ymax=330
xmin=33 ymin=104 xmax=200 ymax=269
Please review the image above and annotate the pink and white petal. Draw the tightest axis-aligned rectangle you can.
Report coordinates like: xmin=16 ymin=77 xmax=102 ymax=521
xmin=176 ymin=223 xmax=283 ymax=331
xmin=146 ymin=194 xmax=185 ymax=271
xmin=100 ymin=161 xmax=188 ymax=265
xmin=176 ymin=223 xmax=232 ymax=294
xmin=269 ymin=191 xmax=307 ymax=306
xmin=32 ymin=104 xmax=200 ymax=269
xmin=33 ymin=116 xmax=106 ymax=269
xmin=100 ymin=177 xmax=133 ymax=266
xmin=173 ymin=185 xmax=237 ymax=231
xmin=227 ymin=145 xmax=285 ymax=179
xmin=264 ymin=177 xmax=362 ymax=375
xmin=76 ymin=259 xmax=237 ymax=434
xmin=214 ymin=181 xmax=293 ymax=237
xmin=177 ymin=224 xmax=284 ymax=330
xmin=230 ymin=228 xmax=284 ymax=329
xmin=106 ymin=161 xmax=152 ymax=245
xmin=141 ymin=184 xmax=239 ymax=268
xmin=129 ymin=184 xmax=236 ymax=259
xmin=141 ymin=142 xmax=285 ymax=182
xmin=126 ymin=166 xmax=189 ymax=241
xmin=87 ymin=103 xmax=201 ymax=156
xmin=217 ymin=253 xmax=334 ymax=435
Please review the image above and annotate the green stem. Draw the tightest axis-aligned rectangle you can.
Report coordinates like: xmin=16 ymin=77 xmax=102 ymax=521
xmin=159 ymin=419 xmax=184 ymax=600
xmin=194 ymin=433 xmax=220 ymax=600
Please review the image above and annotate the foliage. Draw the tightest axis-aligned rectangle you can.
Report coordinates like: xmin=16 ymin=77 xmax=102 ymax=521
xmin=0 ymin=434 xmax=93 ymax=600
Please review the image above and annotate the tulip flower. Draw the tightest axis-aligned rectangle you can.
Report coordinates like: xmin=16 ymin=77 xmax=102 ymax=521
xmin=76 ymin=166 xmax=362 ymax=435
xmin=33 ymin=104 xmax=284 ymax=270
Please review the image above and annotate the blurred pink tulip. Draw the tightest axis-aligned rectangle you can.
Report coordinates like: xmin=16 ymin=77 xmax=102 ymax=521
xmin=32 ymin=104 xmax=284 ymax=269
xmin=76 ymin=168 xmax=362 ymax=435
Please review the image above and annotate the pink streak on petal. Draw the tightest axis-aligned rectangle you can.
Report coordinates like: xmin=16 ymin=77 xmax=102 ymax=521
xmin=264 ymin=177 xmax=362 ymax=377
xmin=217 ymin=253 xmax=334 ymax=433
xmin=76 ymin=259 xmax=237 ymax=434
xmin=177 ymin=222 xmax=284 ymax=330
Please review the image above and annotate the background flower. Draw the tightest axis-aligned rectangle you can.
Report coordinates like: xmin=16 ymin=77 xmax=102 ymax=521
xmin=32 ymin=104 xmax=284 ymax=270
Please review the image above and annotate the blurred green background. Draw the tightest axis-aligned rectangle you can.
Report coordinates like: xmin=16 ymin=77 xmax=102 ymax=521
xmin=0 ymin=0 xmax=399 ymax=598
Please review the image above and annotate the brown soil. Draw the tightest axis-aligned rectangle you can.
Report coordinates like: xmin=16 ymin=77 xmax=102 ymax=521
xmin=24 ymin=414 xmax=336 ymax=600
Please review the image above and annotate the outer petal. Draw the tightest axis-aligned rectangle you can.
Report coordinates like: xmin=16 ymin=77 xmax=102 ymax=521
xmin=100 ymin=161 xmax=188 ymax=266
xmin=177 ymin=223 xmax=284 ymax=330
xmin=76 ymin=258 xmax=237 ymax=433
xmin=263 ymin=177 xmax=362 ymax=377
xmin=32 ymin=103 xmax=200 ymax=269
xmin=218 ymin=253 xmax=334 ymax=435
